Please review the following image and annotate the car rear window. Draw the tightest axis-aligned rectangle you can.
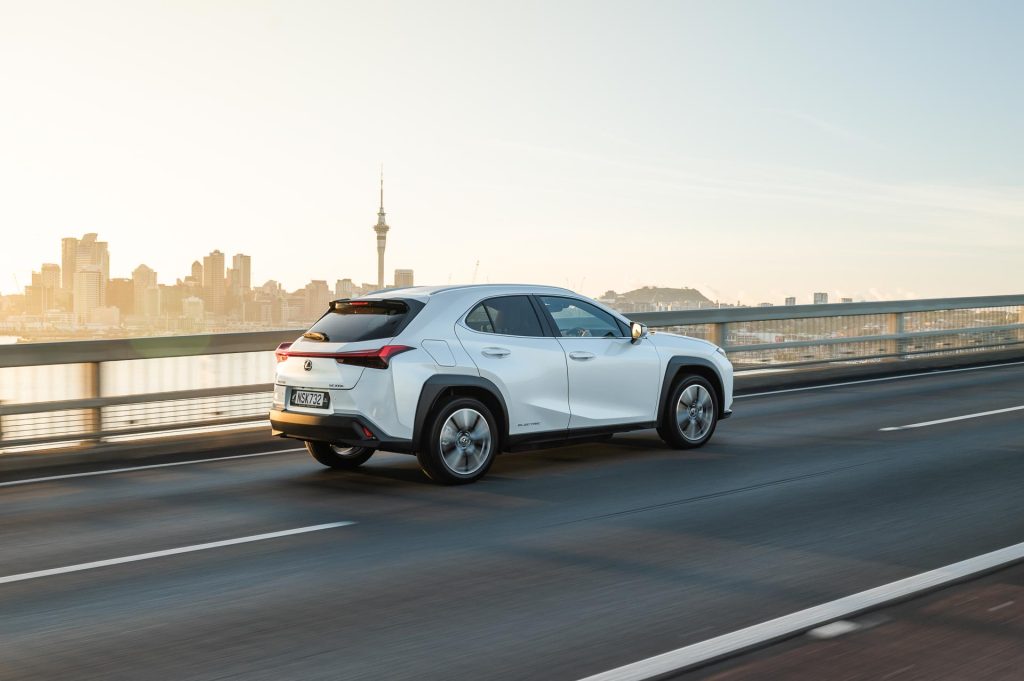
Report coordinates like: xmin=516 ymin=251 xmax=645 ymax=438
xmin=305 ymin=299 xmax=423 ymax=342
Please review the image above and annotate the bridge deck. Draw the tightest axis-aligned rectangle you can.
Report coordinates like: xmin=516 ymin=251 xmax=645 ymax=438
xmin=1 ymin=362 xmax=1023 ymax=680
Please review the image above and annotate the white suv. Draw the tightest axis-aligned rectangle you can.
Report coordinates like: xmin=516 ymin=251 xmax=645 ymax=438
xmin=270 ymin=284 xmax=733 ymax=484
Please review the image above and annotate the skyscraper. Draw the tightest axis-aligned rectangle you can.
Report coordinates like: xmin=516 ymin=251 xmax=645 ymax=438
xmin=373 ymin=168 xmax=389 ymax=289
xmin=202 ymin=250 xmax=226 ymax=316
xmin=61 ymin=238 xmax=77 ymax=291
xmin=813 ymin=292 xmax=829 ymax=305
xmin=394 ymin=269 xmax=414 ymax=288
xmin=304 ymin=280 xmax=331 ymax=320
xmin=73 ymin=267 xmax=103 ymax=319
xmin=132 ymin=264 xmax=158 ymax=316
xmin=785 ymin=296 xmax=796 ymax=306
xmin=25 ymin=264 xmax=60 ymax=314
xmin=231 ymin=253 xmax=251 ymax=293
xmin=107 ymin=278 xmax=134 ymax=315
xmin=63 ymin=233 xmax=109 ymax=306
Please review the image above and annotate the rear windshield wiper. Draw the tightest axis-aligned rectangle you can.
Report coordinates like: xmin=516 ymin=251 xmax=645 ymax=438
xmin=303 ymin=331 xmax=329 ymax=342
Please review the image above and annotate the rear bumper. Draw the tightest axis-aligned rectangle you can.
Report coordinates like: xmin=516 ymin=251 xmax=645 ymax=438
xmin=268 ymin=410 xmax=414 ymax=454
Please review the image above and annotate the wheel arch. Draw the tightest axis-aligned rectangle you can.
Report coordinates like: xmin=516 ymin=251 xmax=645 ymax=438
xmin=414 ymin=375 xmax=509 ymax=451
xmin=658 ymin=356 xmax=726 ymax=421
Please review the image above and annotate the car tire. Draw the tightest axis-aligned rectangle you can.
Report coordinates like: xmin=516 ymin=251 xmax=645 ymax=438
xmin=305 ymin=441 xmax=375 ymax=469
xmin=659 ymin=374 xmax=719 ymax=449
xmin=417 ymin=396 xmax=499 ymax=485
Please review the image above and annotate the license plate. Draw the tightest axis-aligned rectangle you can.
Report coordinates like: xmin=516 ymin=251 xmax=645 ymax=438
xmin=290 ymin=389 xmax=330 ymax=409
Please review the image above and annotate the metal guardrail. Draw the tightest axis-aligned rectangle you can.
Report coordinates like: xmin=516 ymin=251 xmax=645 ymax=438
xmin=1 ymin=329 xmax=299 ymax=450
xmin=630 ymin=294 xmax=1024 ymax=370
xmin=1 ymin=294 xmax=1022 ymax=451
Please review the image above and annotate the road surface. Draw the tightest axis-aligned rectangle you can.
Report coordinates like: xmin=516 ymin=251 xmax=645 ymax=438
xmin=2 ymin=363 xmax=1023 ymax=680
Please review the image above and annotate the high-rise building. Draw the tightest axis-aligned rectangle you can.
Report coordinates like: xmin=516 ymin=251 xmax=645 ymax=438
xmin=373 ymin=169 xmax=390 ymax=289
xmin=394 ymin=269 xmax=414 ymax=288
xmin=182 ymin=296 xmax=205 ymax=322
xmin=25 ymin=263 xmax=61 ymax=314
xmin=106 ymin=278 xmax=134 ymax=315
xmin=40 ymin=263 xmax=61 ymax=291
xmin=63 ymin=233 xmax=109 ymax=306
xmin=132 ymin=264 xmax=158 ymax=317
xmin=202 ymin=250 xmax=226 ymax=316
xmin=61 ymin=238 xmax=77 ymax=291
xmin=841 ymin=297 xmax=853 ymax=304
xmin=159 ymin=284 xmax=184 ymax=318
xmin=304 ymin=280 xmax=331 ymax=320
xmin=231 ymin=254 xmax=251 ymax=293
xmin=813 ymin=292 xmax=829 ymax=305
xmin=335 ymin=278 xmax=358 ymax=299
xmin=73 ymin=266 xmax=103 ymax=320
xmin=785 ymin=296 xmax=796 ymax=306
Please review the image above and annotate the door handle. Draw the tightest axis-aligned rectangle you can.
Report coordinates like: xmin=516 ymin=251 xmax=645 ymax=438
xmin=568 ymin=351 xmax=596 ymax=361
xmin=482 ymin=347 xmax=511 ymax=358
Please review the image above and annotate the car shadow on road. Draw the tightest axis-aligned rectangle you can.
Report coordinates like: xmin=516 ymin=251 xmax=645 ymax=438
xmin=287 ymin=431 xmax=732 ymax=496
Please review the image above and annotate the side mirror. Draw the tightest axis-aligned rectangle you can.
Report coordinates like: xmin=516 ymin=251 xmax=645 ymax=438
xmin=630 ymin=321 xmax=648 ymax=343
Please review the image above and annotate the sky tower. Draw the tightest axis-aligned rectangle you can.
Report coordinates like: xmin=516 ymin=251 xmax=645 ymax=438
xmin=373 ymin=167 xmax=389 ymax=289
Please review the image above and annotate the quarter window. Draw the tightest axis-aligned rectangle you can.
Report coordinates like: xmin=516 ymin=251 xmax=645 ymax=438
xmin=465 ymin=296 xmax=546 ymax=337
xmin=539 ymin=296 xmax=624 ymax=338
xmin=464 ymin=303 xmax=494 ymax=333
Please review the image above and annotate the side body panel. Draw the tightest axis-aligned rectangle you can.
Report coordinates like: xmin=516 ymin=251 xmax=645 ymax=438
xmin=454 ymin=325 xmax=571 ymax=436
xmin=556 ymin=336 xmax=661 ymax=428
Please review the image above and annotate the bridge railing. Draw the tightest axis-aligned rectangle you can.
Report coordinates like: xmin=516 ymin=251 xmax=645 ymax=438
xmin=1 ymin=294 xmax=1022 ymax=452
xmin=632 ymin=294 xmax=1024 ymax=370
xmin=0 ymin=330 xmax=298 ymax=452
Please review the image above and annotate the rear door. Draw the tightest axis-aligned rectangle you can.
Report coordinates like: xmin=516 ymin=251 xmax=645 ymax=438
xmin=454 ymin=295 xmax=570 ymax=436
xmin=537 ymin=295 xmax=660 ymax=429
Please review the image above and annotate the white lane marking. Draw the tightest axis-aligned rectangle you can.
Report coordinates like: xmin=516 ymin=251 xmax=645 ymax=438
xmin=988 ymin=600 xmax=1014 ymax=612
xmin=879 ymin=405 xmax=1024 ymax=431
xmin=736 ymin=360 xmax=1024 ymax=399
xmin=576 ymin=540 xmax=1024 ymax=681
xmin=806 ymin=620 xmax=861 ymax=639
xmin=0 ymin=522 xmax=354 ymax=585
xmin=0 ymin=448 xmax=305 ymax=488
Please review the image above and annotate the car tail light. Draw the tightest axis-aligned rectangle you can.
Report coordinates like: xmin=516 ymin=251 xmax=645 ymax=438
xmin=275 ymin=344 xmax=413 ymax=369
xmin=333 ymin=345 xmax=414 ymax=369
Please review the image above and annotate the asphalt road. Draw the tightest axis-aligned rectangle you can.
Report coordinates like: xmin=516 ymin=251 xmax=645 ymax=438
xmin=2 ymin=363 xmax=1023 ymax=681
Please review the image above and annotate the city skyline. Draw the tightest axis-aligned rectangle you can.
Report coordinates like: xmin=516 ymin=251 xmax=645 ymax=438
xmin=1 ymin=2 xmax=1021 ymax=306
xmin=5 ymin=228 xmax=922 ymax=320
xmin=4 ymin=228 xmax=420 ymax=335
xmin=5 ymin=174 xmax=902 ymax=310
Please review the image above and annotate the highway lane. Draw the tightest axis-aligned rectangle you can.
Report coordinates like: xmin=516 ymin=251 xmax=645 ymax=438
xmin=1 ymin=363 xmax=1023 ymax=681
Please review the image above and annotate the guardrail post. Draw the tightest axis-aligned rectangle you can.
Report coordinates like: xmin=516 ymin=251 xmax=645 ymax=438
xmin=708 ymin=322 xmax=728 ymax=350
xmin=84 ymin=361 xmax=102 ymax=444
xmin=885 ymin=313 xmax=904 ymax=360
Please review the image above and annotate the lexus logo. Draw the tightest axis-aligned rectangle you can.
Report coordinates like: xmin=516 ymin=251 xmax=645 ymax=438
xmin=303 ymin=359 xmax=313 ymax=371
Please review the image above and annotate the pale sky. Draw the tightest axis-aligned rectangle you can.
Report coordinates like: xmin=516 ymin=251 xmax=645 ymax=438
xmin=2 ymin=0 xmax=1022 ymax=304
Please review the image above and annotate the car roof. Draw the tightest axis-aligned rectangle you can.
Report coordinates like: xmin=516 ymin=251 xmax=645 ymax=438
xmin=355 ymin=284 xmax=578 ymax=303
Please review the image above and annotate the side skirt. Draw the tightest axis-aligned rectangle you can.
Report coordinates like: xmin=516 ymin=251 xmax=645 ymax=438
xmin=504 ymin=422 xmax=657 ymax=453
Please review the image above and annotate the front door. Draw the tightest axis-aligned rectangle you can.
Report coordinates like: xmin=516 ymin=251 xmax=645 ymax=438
xmin=537 ymin=295 xmax=660 ymax=429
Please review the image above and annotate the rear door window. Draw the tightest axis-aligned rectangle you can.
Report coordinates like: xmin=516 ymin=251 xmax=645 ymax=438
xmin=464 ymin=296 xmax=546 ymax=337
xmin=306 ymin=299 xmax=422 ymax=342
